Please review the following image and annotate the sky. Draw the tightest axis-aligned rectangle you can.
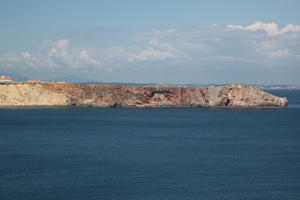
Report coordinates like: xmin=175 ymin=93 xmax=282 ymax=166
xmin=0 ymin=0 xmax=300 ymax=84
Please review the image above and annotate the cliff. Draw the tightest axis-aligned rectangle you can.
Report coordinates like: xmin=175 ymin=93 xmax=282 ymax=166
xmin=0 ymin=83 xmax=288 ymax=108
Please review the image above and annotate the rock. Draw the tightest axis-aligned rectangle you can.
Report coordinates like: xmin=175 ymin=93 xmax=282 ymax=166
xmin=0 ymin=83 xmax=68 ymax=106
xmin=0 ymin=83 xmax=288 ymax=108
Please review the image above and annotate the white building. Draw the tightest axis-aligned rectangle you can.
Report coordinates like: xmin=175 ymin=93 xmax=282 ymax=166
xmin=0 ymin=76 xmax=13 ymax=83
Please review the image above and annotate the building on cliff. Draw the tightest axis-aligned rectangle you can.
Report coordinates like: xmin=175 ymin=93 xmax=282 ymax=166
xmin=0 ymin=76 xmax=13 ymax=83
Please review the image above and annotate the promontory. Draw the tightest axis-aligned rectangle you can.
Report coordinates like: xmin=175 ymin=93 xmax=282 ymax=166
xmin=0 ymin=82 xmax=288 ymax=108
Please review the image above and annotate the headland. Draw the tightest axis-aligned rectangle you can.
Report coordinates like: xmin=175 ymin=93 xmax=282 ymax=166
xmin=0 ymin=82 xmax=288 ymax=108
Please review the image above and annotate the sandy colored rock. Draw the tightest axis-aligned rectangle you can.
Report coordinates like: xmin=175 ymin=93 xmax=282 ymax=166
xmin=0 ymin=83 xmax=68 ymax=106
xmin=0 ymin=83 xmax=288 ymax=108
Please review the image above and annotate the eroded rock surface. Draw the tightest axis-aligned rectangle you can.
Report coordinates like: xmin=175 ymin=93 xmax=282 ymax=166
xmin=0 ymin=83 xmax=68 ymax=106
xmin=0 ymin=83 xmax=288 ymax=108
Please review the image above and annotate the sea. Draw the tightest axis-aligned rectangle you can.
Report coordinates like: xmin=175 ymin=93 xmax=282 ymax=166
xmin=0 ymin=90 xmax=300 ymax=200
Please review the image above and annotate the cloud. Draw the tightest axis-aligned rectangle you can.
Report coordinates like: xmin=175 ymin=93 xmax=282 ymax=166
xmin=227 ymin=21 xmax=300 ymax=36
xmin=268 ymin=50 xmax=290 ymax=58
xmin=128 ymin=39 xmax=178 ymax=62
xmin=245 ymin=21 xmax=280 ymax=36
xmin=20 ymin=52 xmax=32 ymax=59
xmin=0 ymin=21 xmax=300 ymax=83
xmin=46 ymin=39 xmax=69 ymax=58
xmin=226 ymin=25 xmax=243 ymax=30
xmin=127 ymin=48 xmax=174 ymax=62
xmin=0 ymin=52 xmax=21 ymax=63
xmin=281 ymin=24 xmax=300 ymax=33
xmin=0 ymin=39 xmax=103 ymax=70
xmin=79 ymin=50 xmax=102 ymax=66
xmin=1 ymin=23 xmax=299 ymax=70
xmin=43 ymin=39 xmax=103 ymax=68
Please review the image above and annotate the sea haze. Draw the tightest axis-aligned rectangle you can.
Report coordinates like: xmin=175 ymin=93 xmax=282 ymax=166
xmin=0 ymin=90 xmax=300 ymax=200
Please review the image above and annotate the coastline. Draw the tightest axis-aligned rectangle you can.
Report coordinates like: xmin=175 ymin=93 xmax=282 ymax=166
xmin=0 ymin=82 xmax=288 ymax=108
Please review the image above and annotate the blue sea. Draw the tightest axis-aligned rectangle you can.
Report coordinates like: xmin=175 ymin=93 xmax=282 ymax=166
xmin=1 ymin=90 xmax=300 ymax=200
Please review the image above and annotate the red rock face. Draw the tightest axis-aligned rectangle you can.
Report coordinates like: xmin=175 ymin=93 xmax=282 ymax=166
xmin=39 ymin=83 xmax=288 ymax=108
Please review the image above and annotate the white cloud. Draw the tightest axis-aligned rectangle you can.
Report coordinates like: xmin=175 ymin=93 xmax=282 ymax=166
xmin=0 ymin=39 xmax=103 ymax=69
xmin=281 ymin=24 xmax=300 ymax=33
xmin=78 ymin=50 xmax=102 ymax=66
xmin=227 ymin=21 xmax=300 ymax=36
xmin=245 ymin=21 xmax=280 ymax=36
xmin=128 ymin=48 xmax=174 ymax=62
xmin=47 ymin=39 xmax=69 ymax=58
xmin=99 ymin=38 xmax=179 ymax=64
xmin=268 ymin=50 xmax=290 ymax=58
xmin=1 ymin=21 xmax=300 ymax=82
xmin=20 ymin=52 xmax=32 ymax=59
xmin=0 ymin=52 xmax=21 ymax=63
xmin=226 ymin=24 xmax=243 ymax=29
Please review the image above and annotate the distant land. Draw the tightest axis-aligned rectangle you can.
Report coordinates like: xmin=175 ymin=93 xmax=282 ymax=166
xmin=0 ymin=82 xmax=288 ymax=108
xmin=1 ymin=72 xmax=299 ymax=90
xmin=258 ymin=85 xmax=300 ymax=90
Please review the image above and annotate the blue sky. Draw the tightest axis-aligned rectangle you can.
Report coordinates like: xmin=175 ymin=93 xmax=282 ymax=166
xmin=1 ymin=0 xmax=300 ymax=84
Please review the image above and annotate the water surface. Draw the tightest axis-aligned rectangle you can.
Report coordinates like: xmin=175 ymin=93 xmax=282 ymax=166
xmin=1 ymin=90 xmax=300 ymax=200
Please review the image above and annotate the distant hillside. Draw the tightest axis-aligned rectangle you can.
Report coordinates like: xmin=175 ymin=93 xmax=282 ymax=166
xmin=1 ymin=73 xmax=299 ymax=89
xmin=258 ymin=85 xmax=300 ymax=90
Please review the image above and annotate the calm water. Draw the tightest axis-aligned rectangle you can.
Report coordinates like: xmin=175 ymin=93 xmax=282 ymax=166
xmin=1 ymin=90 xmax=300 ymax=200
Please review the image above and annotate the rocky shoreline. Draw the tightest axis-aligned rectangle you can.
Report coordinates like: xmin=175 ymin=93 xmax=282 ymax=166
xmin=0 ymin=83 xmax=288 ymax=108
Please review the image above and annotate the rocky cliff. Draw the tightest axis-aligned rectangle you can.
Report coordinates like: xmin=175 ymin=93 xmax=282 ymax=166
xmin=0 ymin=83 xmax=288 ymax=108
